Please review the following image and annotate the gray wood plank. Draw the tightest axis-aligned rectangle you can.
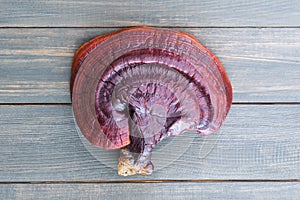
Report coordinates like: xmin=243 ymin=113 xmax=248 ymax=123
xmin=1 ymin=182 xmax=300 ymax=200
xmin=1 ymin=0 xmax=300 ymax=27
xmin=1 ymin=28 xmax=299 ymax=103
xmin=0 ymin=105 xmax=299 ymax=181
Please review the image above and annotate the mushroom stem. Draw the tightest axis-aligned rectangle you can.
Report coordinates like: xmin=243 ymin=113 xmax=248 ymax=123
xmin=117 ymin=116 xmax=156 ymax=176
xmin=118 ymin=146 xmax=154 ymax=176
xmin=117 ymin=103 xmax=163 ymax=176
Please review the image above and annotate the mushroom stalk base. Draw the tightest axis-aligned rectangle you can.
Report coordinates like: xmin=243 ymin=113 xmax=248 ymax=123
xmin=118 ymin=147 xmax=154 ymax=176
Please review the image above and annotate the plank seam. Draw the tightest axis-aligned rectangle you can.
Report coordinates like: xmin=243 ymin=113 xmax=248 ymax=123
xmin=0 ymin=179 xmax=299 ymax=185
xmin=0 ymin=103 xmax=299 ymax=106
xmin=1 ymin=26 xmax=300 ymax=29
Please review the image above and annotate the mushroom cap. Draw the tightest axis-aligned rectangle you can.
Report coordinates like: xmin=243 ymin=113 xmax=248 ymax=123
xmin=71 ymin=27 xmax=232 ymax=150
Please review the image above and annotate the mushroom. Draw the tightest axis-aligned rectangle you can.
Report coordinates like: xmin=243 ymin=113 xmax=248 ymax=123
xmin=71 ymin=27 xmax=232 ymax=176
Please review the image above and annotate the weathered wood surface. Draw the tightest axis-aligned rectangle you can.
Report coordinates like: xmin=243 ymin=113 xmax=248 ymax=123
xmin=1 ymin=28 xmax=299 ymax=103
xmin=1 ymin=0 xmax=300 ymax=198
xmin=1 ymin=0 xmax=300 ymax=27
xmin=1 ymin=182 xmax=300 ymax=200
xmin=0 ymin=105 xmax=299 ymax=181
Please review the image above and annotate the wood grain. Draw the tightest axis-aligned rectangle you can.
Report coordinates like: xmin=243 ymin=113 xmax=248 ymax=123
xmin=1 ymin=0 xmax=300 ymax=27
xmin=1 ymin=0 xmax=299 ymax=197
xmin=1 ymin=28 xmax=299 ymax=103
xmin=2 ymin=182 xmax=300 ymax=200
xmin=0 ymin=105 xmax=299 ymax=181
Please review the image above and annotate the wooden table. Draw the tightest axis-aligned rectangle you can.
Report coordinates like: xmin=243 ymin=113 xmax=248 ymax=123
xmin=1 ymin=0 xmax=299 ymax=199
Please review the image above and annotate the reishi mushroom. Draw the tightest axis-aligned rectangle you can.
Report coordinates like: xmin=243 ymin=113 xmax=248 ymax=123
xmin=70 ymin=27 xmax=232 ymax=176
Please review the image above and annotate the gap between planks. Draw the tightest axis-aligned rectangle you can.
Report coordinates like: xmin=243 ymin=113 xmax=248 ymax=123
xmin=0 ymin=103 xmax=299 ymax=106
xmin=0 ymin=179 xmax=299 ymax=185
xmin=1 ymin=26 xmax=300 ymax=29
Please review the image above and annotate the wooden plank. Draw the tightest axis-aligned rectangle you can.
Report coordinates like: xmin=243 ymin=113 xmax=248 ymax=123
xmin=1 ymin=182 xmax=300 ymax=200
xmin=1 ymin=28 xmax=299 ymax=103
xmin=1 ymin=0 xmax=300 ymax=27
xmin=0 ymin=105 xmax=299 ymax=181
